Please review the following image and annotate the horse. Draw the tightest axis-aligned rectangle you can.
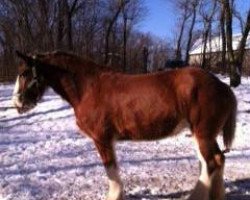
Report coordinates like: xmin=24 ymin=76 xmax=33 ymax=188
xmin=12 ymin=51 xmax=237 ymax=200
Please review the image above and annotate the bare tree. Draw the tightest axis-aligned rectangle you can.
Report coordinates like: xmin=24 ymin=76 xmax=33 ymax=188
xmin=33 ymin=0 xmax=56 ymax=51
xmin=65 ymin=0 xmax=79 ymax=50
xmin=56 ymin=0 xmax=65 ymax=50
xmin=219 ymin=0 xmax=227 ymax=72
xmin=122 ymin=7 xmax=128 ymax=71
xmin=185 ymin=0 xmax=199 ymax=64
xmin=122 ymin=0 xmax=144 ymax=71
xmin=56 ymin=0 xmax=80 ymax=51
xmin=174 ymin=0 xmax=192 ymax=60
xmin=236 ymin=10 xmax=250 ymax=68
xmin=221 ymin=0 xmax=250 ymax=86
xmin=199 ymin=0 xmax=218 ymax=69
xmin=104 ymin=0 xmax=130 ymax=65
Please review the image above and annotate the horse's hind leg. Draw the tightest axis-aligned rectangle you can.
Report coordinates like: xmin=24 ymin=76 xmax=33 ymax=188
xmin=189 ymin=136 xmax=225 ymax=200
xmin=94 ymin=140 xmax=123 ymax=200
xmin=209 ymin=150 xmax=225 ymax=200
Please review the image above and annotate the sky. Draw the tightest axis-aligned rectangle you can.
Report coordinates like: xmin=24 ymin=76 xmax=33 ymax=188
xmin=138 ymin=0 xmax=250 ymax=41
xmin=139 ymin=0 xmax=176 ymax=40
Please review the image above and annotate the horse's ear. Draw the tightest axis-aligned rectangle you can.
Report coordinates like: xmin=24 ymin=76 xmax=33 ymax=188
xmin=16 ymin=51 xmax=35 ymax=67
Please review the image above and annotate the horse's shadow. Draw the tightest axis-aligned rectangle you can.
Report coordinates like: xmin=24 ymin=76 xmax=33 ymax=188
xmin=127 ymin=190 xmax=190 ymax=199
xmin=226 ymin=178 xmax=250 ymax=200
xmin=0 ymin=105 xmax=71 ymax=124
xmin=126 ymin=178 xmax=250 ymax=200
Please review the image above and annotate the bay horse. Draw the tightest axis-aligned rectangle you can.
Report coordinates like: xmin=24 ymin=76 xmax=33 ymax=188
xmin=12 ymin=51 xmax=237 ymax=200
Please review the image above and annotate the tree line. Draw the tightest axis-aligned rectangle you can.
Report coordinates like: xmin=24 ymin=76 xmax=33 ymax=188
xmin=0 ymin=0 xmax=173 ymax=82
xmin=0 ymin=0 xmax=249 ymax=87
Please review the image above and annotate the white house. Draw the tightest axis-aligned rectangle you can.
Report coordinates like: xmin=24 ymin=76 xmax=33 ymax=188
xmin=189 ymin=34 xmax=250 ymax=74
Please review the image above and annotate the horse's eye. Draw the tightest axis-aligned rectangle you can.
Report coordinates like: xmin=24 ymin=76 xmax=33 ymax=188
xmin=19 ymin=74 xmax=25 ymax=79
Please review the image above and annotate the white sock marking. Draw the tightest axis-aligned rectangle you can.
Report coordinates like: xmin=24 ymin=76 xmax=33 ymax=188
xmin=106 ymin=166 xmax=123 ymax=200
xmin=12 ymin=76 xmax=23 ymax=108
xmin=193 ymin=137 xmax=211 ymax=188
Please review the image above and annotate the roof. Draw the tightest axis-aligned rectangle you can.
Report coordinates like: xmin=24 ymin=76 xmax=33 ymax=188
xmin=189 ymin=33 xmax=250 ymax=55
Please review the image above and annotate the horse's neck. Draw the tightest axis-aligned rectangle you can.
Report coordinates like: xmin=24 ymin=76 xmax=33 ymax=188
xmin=48 ymin=72 xmax=81 ymax=108
xmin=62 ymin=75 xmax=80 ymax=106
xmin=41 ymin=54 xmax=104 ymax=108
xmin=48 ymin=69 xmax=100 ymax=110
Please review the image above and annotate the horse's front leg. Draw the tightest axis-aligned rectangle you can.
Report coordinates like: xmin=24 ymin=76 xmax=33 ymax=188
xmin=94 ymin=140 xmax=123 ymax=200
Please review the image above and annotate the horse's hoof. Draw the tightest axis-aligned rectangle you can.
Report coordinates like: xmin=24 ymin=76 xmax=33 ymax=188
xmin=106 ymin=197 xmax=123 ymax=200
xmin=106 ymin=193 xmax=124 ymax=200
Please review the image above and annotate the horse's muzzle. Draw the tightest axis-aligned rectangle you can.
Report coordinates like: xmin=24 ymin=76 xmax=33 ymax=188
xmin=16 ymin=104 xmax=36 ymax=114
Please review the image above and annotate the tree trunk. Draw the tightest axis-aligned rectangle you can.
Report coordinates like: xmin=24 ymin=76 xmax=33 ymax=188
xmin=185 ymin=2 xmax=197 ymax=65
xmin=220 ymin=2 xmax=227 ymax=73
xmin=200 ymin=0 xmax=217 ymax=69
xmin=175 ymin=0 xmax=192 ymax=61
xmin=57 ymin=0 xmax=65 ymax=50
xmin=104 ymin=0 xmax=129 ymax=65
xmin=38 ymin=0 xmax=51 ymax=51
xmin=123 ymin=11 xmax=128 ymax=72
xmin=66 ymin=0 xmax=78 ymax=51
xmin=175 ymin=16 xmax=188 ymax=60
xmin=236 ymin=10 xmax=250 ymax=67
xmin=223 ymin=0 xmax=240 ymax=87
xmin=142 ymin=46 xmax=149 ymax=73
xmin=201 ymin=23 xmax=210 ymax=69
xmin=66 ymin=2 xmax=73 ymax=51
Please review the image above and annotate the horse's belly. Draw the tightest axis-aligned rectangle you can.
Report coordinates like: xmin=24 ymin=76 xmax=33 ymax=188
xmin=117 ymin=119 xmax=189 ymax=141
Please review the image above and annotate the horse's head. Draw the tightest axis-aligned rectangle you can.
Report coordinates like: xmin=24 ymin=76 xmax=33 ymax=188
xmin=12 ymin=51 xmax=47 ymax=114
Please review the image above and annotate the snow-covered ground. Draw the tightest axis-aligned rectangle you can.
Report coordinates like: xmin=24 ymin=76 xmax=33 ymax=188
xmin=0 ymin=76 xmax=250 ymax=200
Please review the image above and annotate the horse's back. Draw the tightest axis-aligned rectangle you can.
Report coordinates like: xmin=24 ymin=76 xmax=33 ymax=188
xmin=100 ymin=66 xmax=235 ymax=119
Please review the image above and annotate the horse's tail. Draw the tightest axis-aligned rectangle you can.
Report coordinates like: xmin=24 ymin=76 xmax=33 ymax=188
xmin=222 ymin=92 xmax=237 ymax=152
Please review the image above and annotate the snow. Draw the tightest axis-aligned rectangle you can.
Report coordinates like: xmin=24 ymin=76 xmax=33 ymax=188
xmin=0 ymin=76 xmax=250 ymax=200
